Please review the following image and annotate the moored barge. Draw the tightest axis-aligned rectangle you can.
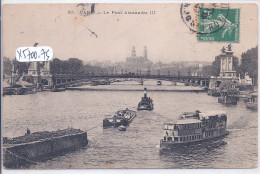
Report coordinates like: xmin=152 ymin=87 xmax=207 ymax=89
xmin=218 ymin=89 xmax=238 ymax=105
xmin=3 ymin=128 xmax=88 ymax=168
xmin=160 ymin=110 xmax=228 ymax=149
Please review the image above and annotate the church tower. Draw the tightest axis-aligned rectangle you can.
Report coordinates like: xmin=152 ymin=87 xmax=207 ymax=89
xmin=131 ymin=46 xmax=136 ymax=57
xmin=143 ymin=46 xmax=147 ymax=60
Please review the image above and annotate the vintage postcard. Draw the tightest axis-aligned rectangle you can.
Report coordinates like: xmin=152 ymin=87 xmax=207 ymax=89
xmin=1 ymin=2 xmax=258 ymax=171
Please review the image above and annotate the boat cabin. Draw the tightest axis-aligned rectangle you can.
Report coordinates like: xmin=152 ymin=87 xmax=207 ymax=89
xmin=163 ymin=118 xmax=202 ymax=143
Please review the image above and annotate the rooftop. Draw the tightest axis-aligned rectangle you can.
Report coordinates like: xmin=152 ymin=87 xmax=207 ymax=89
xmin=199 ymin=111 xmax=226 ymax=118
xmin=175 ymin=118 xmax=202 ymax=125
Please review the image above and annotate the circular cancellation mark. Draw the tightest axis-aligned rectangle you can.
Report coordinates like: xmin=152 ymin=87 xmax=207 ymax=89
xmin=180 ymin=3 xmax=230 ymax=35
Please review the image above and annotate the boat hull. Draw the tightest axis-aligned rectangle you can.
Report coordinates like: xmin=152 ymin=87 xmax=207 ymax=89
xmin=218 ymin=97 xmax=237 ymax=105
xmin=3 ymin=130 xmax=88 ymax=168
xmin=137 ymin=106 xmax=153 ymax=111
xmin=246 ymin=103 xmax=257 ymax=110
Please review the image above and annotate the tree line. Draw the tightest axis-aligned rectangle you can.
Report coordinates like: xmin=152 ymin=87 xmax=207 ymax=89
xmin=3 ymin=57 xmax=111 ymax=76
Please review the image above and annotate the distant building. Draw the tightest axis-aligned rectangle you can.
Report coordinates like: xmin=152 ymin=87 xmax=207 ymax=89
xmin=124 ymin=46 xmax=153 ymax=73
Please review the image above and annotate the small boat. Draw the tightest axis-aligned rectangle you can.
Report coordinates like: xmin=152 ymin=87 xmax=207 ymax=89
xmin=90 ymin=80 xmax=99 ymax=86
xmin=157 ymin=81 xmax=162 ymax=85
xmin=207 ymin=89 xmax=221 ymax=97
xmin=138 ymin=79 xmax=144 ymax=85
xmin=137 ymin=88 xmax=153 ymax=111
xmin=99 ymin=80 xmax=110 ymax=85
xmin=118 ymin=125 xmax=126 ymax=131
xmin=235 ymin=90 xmax=250 ymax=99
xmin=160 ymin=110 xmax=229 ymax=149
xmin=103 ymin=109 xmax=137 ymax=127
xmin=3 ymin=87 xmax=25 ymax=95
xmin=246 ymin=92 xmax=258 ymax=110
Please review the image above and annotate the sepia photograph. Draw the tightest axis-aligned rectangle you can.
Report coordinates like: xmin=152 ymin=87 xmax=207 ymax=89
xmin=1 ymin=2 xmax=258 ymax=170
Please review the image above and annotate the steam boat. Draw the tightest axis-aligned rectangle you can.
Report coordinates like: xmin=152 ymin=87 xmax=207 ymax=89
xmin=137 ymin=88 xmax=153 ymax=111
xmin=160 ymin=110 xmax=228 ymax=149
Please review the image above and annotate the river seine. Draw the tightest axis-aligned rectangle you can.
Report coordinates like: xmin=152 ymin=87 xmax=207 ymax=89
xmin=2 ymin=80 xmax=258 ymax=169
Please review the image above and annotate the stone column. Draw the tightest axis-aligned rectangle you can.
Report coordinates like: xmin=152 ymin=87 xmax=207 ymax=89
xmin=220 ymin=58 xmax=223 ymax=72
xmin=230 ymin=56 xmax=233 ymax=71
xmin=226 ymin=57 xmax=228 ymax=71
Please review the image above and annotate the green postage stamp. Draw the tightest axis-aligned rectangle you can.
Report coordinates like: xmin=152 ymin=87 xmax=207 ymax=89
xmin=198 ymin=8 xmax=240 ymax=42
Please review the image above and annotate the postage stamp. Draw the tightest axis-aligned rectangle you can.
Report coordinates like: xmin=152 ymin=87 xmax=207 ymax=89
xmin=198 ymin=8 xmax=240 ymax=42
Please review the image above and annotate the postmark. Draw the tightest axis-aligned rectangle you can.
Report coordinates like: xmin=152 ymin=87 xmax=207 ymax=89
xmin=180 ymin=3 xmax=230 ymax=34
xmin=198 ymin=8 xmax=240 ymax=42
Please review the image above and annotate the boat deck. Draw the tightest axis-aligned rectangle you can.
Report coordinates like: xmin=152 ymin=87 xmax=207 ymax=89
xmin=3 ymin=128 xmax=84 ymax=145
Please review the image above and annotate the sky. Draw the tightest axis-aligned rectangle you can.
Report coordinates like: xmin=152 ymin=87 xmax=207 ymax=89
xmin=2 ymin=3 xmax=258 ymax=63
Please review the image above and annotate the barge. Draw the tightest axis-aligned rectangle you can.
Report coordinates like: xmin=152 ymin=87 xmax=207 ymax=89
xmin=160 ymin=110 xmax=228 ymax=149
xmin=218 ymin=89 xmax=238 ymax=105
xmin=103 ymin=108 xmax=137 ymax=128
xmin=137 ymin=88 xmax=153 ymax=111
xmin=3 ymin=128 xmax=88 ymax=168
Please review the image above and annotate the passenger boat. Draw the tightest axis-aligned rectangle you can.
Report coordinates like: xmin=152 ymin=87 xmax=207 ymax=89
xmin=157 ymin=81 xmax=162 ymax=85
xmin=218 ymin=89 xmax=238 ymax=105
xmin=160 ymin=110 xmax=228 ymax=149
xmin=103 ymin=108 xmax=137 ymax=127
xmin=137 ymin=88 xmax=153 ymax=111
xmin=246 ymin=92 xmax=258 ymax=110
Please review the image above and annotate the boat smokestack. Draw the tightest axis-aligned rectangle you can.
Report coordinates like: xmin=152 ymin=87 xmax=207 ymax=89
xmin=144 ymin=88 xmax=147 ymax=98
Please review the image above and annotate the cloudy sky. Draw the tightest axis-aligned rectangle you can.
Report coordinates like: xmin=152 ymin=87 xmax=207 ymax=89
xmin=3 ymin=3 xmax=258 ymax=63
